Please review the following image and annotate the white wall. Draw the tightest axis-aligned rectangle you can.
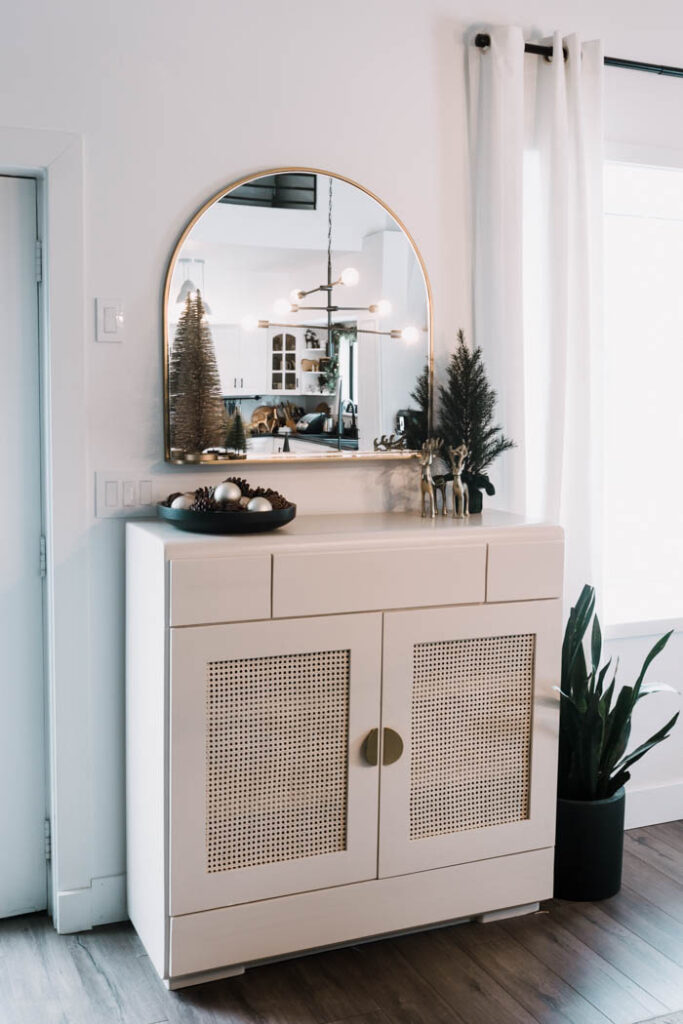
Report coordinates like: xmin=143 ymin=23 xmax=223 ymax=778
xmin=605 ymin=630 xmax=683 ymax=828
xmin=2 ymin=0 xmax=683 ymax=925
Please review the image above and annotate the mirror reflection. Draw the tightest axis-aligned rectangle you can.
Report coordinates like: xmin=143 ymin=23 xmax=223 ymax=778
xmin=165 ymin=171 xmax=430 ymax=462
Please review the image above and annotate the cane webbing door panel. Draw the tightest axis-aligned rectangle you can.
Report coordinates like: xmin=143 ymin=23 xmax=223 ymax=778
xmin=379 ymin=601 xmax=561 ymax=877
xmin=170 ymin=614 xmax=382 ymax=916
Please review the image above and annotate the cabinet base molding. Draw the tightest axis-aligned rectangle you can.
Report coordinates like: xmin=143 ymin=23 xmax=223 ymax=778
xmin=167 ymin=847 xmax=553 ymax=981
xmin=476 ymin=901 xmax=540 ymax=924
xmin=164 ymin=965 xmax=246 ymax=990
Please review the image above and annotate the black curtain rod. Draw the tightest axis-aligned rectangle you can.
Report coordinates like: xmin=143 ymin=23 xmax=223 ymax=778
xmin=473 ymin=33 xmax=683 ymax=79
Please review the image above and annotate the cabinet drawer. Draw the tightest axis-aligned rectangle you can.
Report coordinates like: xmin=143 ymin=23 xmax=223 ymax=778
xmin=169 ymin=555 xmax=271 ymax=626
xmin=487 ymin=540 xmax=564 ymax=602
xmin=272 ymin=544 xmax=486 ymax=617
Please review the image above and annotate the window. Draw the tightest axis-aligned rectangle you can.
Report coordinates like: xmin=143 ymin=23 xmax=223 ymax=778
xmin=604 ymin=162 xmax=683 ymax=626
xmin=219 ymin=173 xmax=317 ymax=210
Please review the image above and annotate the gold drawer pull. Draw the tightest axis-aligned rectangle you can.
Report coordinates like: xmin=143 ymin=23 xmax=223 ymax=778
xmin=362 ymin=728 xmax=379 ymax=766
xmin=382 ymin=727 xmax=404 ymax=766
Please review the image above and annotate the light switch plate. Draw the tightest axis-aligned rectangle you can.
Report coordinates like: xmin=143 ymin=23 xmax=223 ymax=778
xmin=95 ymin=298 xmax=125 ymax=343
xmin=95 ymin=472 xmax=156 ymax=518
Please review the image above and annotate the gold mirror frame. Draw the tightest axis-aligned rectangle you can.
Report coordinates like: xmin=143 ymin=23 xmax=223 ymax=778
xmin=162 ymin=167 xmax=433 ymax=465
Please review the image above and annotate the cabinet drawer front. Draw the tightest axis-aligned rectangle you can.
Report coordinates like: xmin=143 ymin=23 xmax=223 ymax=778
xmin=169 ymin=555 xmax=271 ymax=626
xmin=272 ymin=545 xmax=486 ymax=617
xmin=487 ymin=540 xmax=564 ymax=602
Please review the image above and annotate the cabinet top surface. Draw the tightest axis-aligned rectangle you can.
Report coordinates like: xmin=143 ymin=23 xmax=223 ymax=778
xmin=128 ymin=510 xmax=562 ymax=559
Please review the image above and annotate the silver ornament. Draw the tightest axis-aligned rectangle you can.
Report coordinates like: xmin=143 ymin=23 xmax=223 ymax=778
xmin=432 ymin=454 xmax=449 ymax=478
xmin=170 ymin=492 xmax=195 ymax=510
xmin=214 ymin=481 xmax=242 ymax=503
xmin=246 ymin=496 xmax=273 ymax=512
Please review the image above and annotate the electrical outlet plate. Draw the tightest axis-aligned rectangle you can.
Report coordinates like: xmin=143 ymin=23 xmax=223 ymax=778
xmin=95 ymin=472 xmax=156 ymax=518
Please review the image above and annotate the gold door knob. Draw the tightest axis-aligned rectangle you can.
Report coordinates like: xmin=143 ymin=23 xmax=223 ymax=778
xmin=362 ymin=728 xmax=379 ymax=766
xmin=382 ymin=727 xmax=404 ymax=765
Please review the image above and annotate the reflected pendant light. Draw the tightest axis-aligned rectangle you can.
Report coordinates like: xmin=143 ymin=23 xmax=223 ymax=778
xmin=175 ymin=257 xmax=212 ymax=315
xmin=176 ymin=258 xmax=196 ymax=303
xmin=195 ymin=259 xmax=212 ymax=315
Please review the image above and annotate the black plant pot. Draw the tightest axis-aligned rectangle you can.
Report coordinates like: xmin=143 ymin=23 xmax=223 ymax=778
xmin=468 ymin=488 xmax=484 ymax=514
xmin=554 ymin=788 xmax=625 ymax=900
xmin=463 ymin=472 xmax=494 ymax=514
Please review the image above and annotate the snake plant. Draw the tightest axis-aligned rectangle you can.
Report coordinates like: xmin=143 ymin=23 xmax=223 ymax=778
xmin=558 ymin=585 xmax=679 ymax=801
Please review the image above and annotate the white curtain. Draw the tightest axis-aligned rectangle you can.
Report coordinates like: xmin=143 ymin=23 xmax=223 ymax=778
xmin=467 ymin=27 xmax=604 ymax=605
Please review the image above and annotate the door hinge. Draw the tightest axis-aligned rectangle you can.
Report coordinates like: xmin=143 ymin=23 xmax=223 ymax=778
xmin=44 ymin=819 xmax=52 ymax=861
xmin=35 ymin=240 xmax=43 ymax=283
xmin=40 ymin=535 xmax=47 ymax=578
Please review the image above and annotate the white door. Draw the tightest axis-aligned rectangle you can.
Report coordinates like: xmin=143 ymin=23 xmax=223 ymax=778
xmin=379 ymin=601 xmax=561 ymax=878
xmin=0 ymin=176 xmax=47 ymax=917
xmin=169 ymin=613 xmax=382 ymax=916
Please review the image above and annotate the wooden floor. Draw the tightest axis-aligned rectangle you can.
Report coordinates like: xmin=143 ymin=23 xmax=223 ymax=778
xmin=3 ymin=823 xmax=683 ymax=1024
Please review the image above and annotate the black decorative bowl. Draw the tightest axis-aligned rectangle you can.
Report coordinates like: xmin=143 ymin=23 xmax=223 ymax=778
xmin=157 ymin=502 xmax=297 ymax=534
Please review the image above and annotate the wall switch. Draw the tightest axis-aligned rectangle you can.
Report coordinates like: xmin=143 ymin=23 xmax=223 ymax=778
xmin=95 ymin=472 xmax=156 ymax=518
xmin=95 ymin=298 xmax=125 ymax=343
xmin=122 ymin=480 xmax=137 ymax=507
xmin=104 ymin=480 xmax=119 ymax=508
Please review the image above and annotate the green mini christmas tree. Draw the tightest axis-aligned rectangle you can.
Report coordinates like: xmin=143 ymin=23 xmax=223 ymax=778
xmin=169 ymin=291 xmax=227 ymax=453
xmin=403 ymin=363 xmax=430 ymax=451
xmin=225 ymin=409 xmax=248 ymax=456
xmin=438 ymin=329 xmax=514 ymax=477
xmin=318 ymin=349 xmax=340 ymax=394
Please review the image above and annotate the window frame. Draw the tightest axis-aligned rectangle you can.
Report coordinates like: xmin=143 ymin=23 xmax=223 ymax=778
xmin=603 ymin=142 xmax=683 ymax=637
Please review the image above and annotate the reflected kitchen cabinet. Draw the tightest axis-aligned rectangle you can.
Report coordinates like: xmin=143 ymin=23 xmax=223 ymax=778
xmin=212 ymin=325 xmax=267 ymax=396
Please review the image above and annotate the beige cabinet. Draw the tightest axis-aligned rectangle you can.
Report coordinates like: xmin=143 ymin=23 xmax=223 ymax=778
xmin=126 ymin=512 xmax=564 ymax=988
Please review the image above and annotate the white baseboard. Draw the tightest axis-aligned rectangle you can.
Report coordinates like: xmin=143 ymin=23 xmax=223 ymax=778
xmin=54 ymin=873 xmax=127 ymax=933
xmin=625 ymin=781 xmax=683 ymax=829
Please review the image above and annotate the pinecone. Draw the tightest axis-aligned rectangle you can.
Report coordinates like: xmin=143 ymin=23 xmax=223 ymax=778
xmin=250 ymin=486 xmax=292 ymax=510
xmin=223 ymin=476 xmax=251 ymax=496
xmin=221 ymin=500 xmax=243 ymax=512
xmin=190 ymin=486 xmax=218 ymax=512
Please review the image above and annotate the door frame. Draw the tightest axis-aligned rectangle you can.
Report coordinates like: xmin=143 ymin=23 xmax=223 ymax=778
xmin=0 ymin=127 xmax=90 ymax=933
xmin=0 ymin=175 xmax=47 ymax=917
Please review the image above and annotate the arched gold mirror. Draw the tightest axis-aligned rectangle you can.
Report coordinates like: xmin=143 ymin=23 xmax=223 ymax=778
xmin=163 ymin=168 xmax=432 ymax=463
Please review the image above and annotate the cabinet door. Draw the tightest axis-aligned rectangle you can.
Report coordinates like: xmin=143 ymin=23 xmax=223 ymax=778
xmin=212 ymin=324 xmax=241 ymax=395
xmin=239 ymin=328 xmax=267 ymax=394
xmin=170 ymin=613 xmax=382 ymax=915
xmin=379 ymin=601 xmax=561 ymax=878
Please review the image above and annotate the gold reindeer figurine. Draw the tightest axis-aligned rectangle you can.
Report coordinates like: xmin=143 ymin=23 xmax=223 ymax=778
xmin=448 ymin=444 xmax=470 ymax=519
xmin=419 ymin=438 xmax=445 ymax=518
